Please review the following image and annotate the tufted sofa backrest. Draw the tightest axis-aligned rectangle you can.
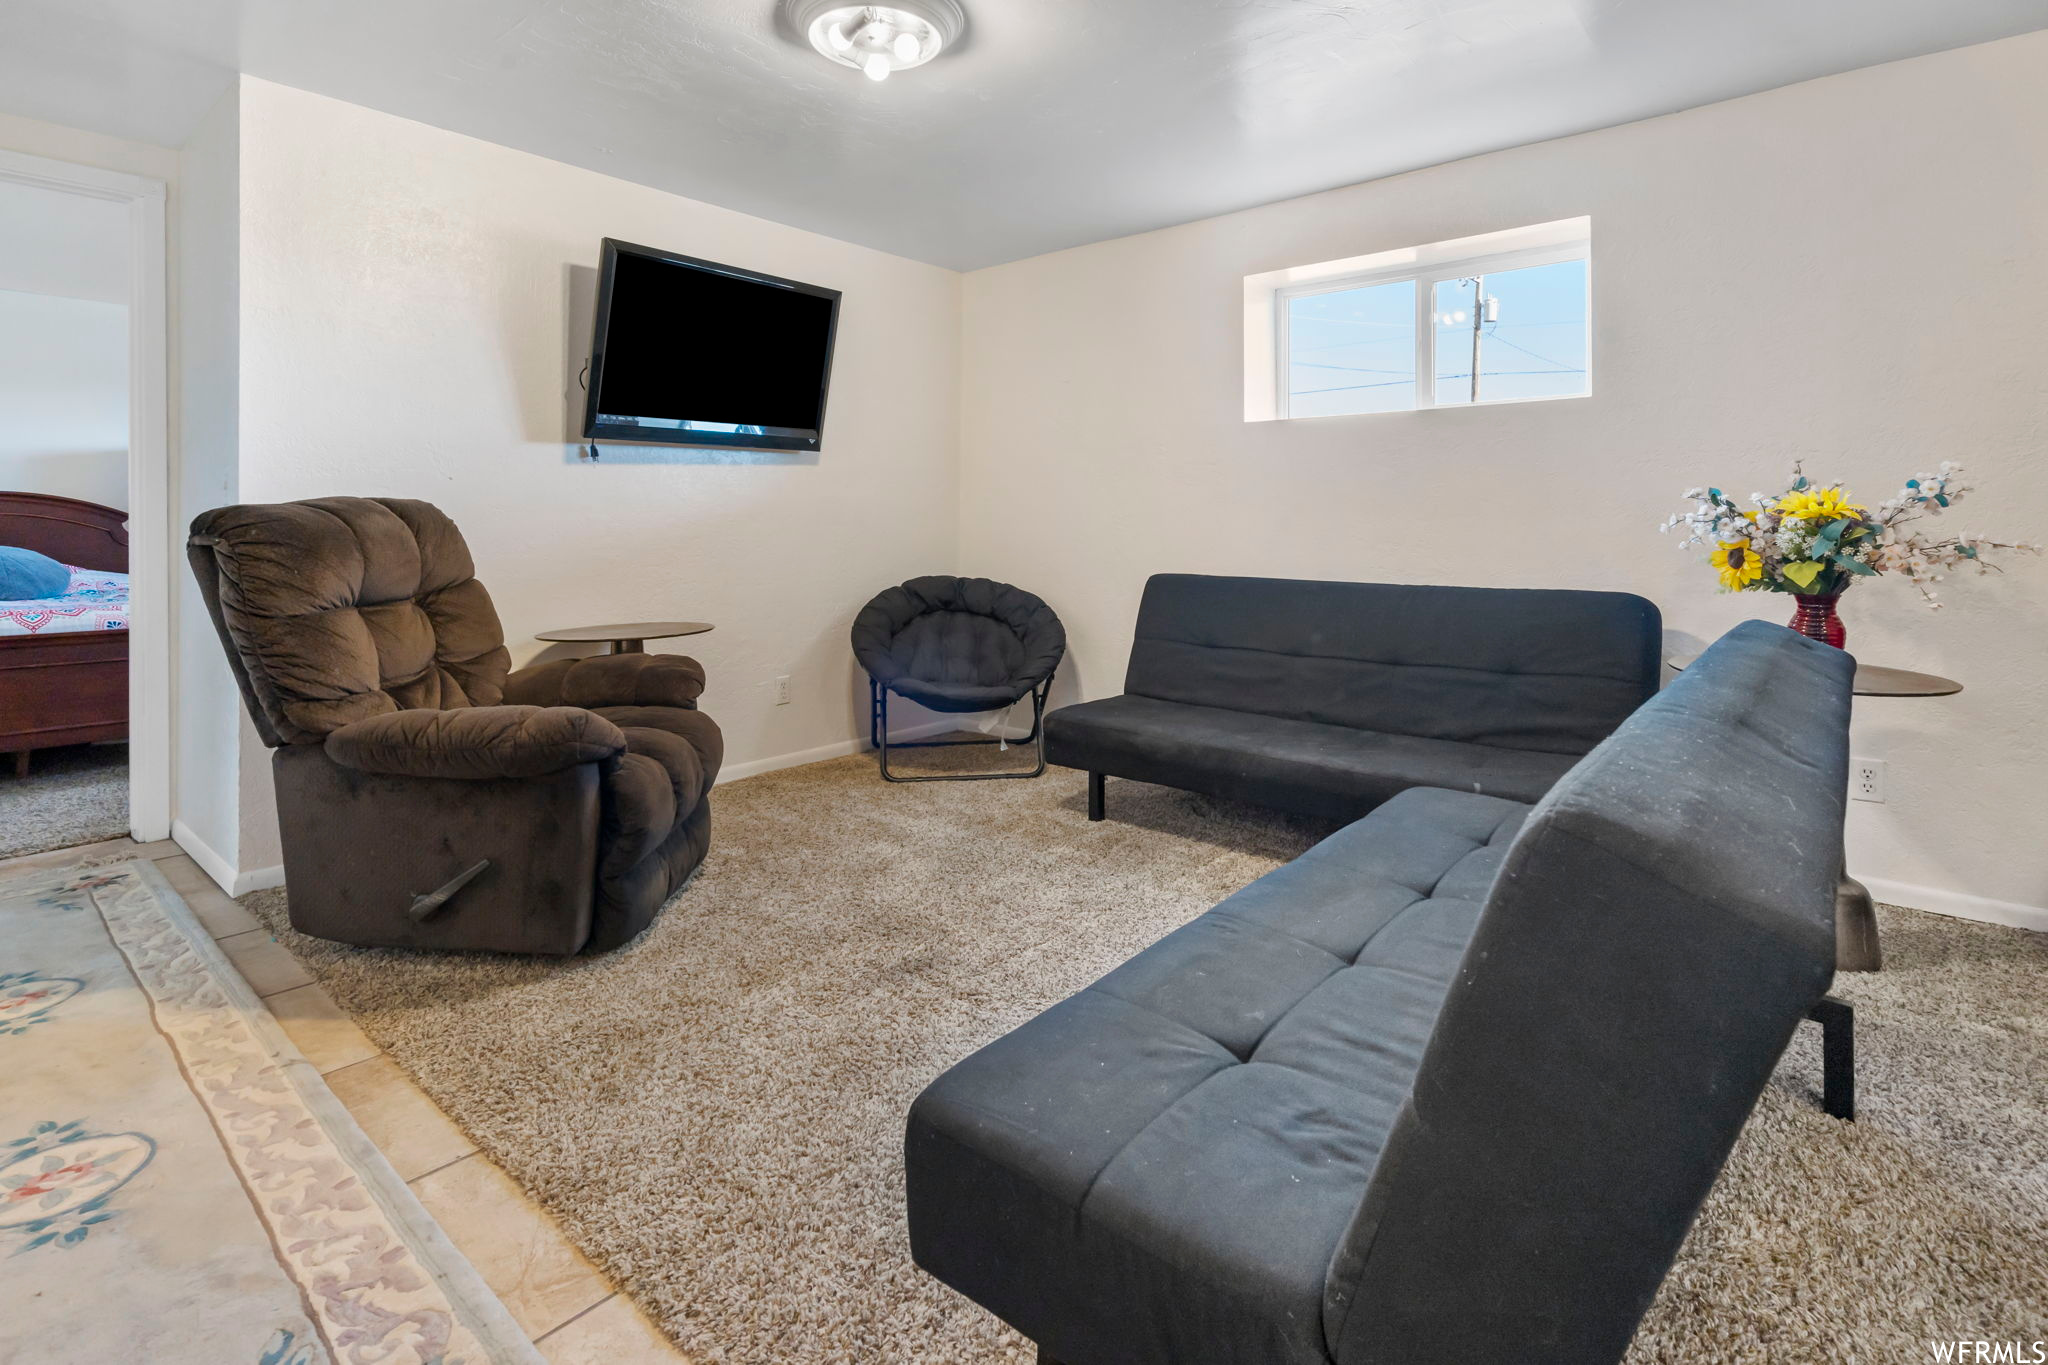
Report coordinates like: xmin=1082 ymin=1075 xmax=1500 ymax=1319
xmin=188 ymin=497 xmax=513 ymax=747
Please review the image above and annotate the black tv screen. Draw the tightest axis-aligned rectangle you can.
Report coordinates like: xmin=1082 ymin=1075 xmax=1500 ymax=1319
xmin=583 ymin=239 xmax=841 ymax=452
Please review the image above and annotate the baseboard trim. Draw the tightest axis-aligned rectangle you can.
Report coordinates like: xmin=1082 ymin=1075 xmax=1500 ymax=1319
xmin=170 ymin=819 xmax=236 ymax=896
xmin=714 ymin=722 xmax=963 ymax=786
xmin=1860 ymin=876 xmax=2048 ymax=935
xmin=235 ymin=862 xmax=287 ymax=897
xmin=715 ymin=738 xmax=868 ymax=785
xmin=170 ymin=820 xmax=286 ymax=898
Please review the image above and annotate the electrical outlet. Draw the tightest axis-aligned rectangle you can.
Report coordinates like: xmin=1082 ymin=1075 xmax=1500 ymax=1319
xmin=774 ymin=674 xmax=791 ymax=706
xmin=1851 ymin=758 xmax=1886 ymax=804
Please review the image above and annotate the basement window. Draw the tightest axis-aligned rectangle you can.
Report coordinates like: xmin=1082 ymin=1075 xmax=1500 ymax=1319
xmin=1244 ymin=218 xmax=1590 ymax=421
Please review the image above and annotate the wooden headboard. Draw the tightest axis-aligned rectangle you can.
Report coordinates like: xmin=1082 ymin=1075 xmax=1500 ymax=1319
xmin=0 ymin=492 xmax=128 ymax=572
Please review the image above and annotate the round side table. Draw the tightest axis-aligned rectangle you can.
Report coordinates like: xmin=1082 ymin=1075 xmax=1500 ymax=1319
xmin=1668 ymin=652 xmax=1960 ymax=972
xmin=536 ymin=621 xmax=714 ymax=655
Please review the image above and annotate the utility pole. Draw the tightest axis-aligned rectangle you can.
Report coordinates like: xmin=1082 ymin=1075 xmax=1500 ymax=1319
xmin=1467 ymin=276 xmax=1484 ymax=404
xmin=1440 ymin=277 xmax=1498 ymax=403
xmin=1457 ymin=276 xmax=1500 ymax=403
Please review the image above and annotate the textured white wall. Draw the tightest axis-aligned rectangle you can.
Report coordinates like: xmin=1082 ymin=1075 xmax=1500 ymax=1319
xmin=0 ymin=289 xmax=128 ymax=509
xmin=958 ymin=33 xmax=2048 ymax=926
xmin=227 ymin=78 xmax=962 ymax=872
xmin=173 ymin=83 xmax=246 ymax=881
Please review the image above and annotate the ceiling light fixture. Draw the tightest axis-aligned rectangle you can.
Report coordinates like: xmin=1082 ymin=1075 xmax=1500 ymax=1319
xmin=788 ymin=0 xmax=965 ymax=82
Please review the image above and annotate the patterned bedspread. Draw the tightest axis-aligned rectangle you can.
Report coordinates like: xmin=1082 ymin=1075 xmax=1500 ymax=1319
xmin=0 ymin=567 xmax=129 ymax=637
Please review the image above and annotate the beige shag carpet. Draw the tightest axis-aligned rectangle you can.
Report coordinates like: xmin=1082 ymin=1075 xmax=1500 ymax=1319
xmin=0 ymin=742 xmax=128 ymax=858
xmin=243 ymin=750 xmax=2048 ymax=1365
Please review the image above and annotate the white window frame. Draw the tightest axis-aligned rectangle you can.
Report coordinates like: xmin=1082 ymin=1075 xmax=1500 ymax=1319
xmin=1245 ymin=218 xmax=1591 ymax=423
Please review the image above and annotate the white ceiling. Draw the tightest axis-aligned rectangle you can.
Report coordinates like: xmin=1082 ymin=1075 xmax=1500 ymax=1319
xmin=2 ymin=0 xmax=2044 ymax=269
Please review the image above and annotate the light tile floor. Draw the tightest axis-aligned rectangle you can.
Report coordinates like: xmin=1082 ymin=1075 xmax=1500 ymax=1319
xmin=0 ymin=836 xmax=690 ymax=1364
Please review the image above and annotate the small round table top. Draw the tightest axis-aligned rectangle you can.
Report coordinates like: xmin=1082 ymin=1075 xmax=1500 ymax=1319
xmin=536 ymin=621 xmax=714 ymax=645
xmin=1666 ymin=654 xmax=1961 ymax=698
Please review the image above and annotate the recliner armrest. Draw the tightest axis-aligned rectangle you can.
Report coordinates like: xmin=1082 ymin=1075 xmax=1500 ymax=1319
xmin=324 ymin=705 xmax=627 ymax=780
xmin=505 ymin=654 xmax=706 ymax=711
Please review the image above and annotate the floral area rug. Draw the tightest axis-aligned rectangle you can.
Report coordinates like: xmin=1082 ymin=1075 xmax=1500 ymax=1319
xmin=0 ymin=858 xmax=539 ymax=1365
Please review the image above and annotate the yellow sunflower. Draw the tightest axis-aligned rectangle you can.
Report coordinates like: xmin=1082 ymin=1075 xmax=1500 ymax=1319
xmin=1776 ymin=486 xmax=1864 ymax=525
xmin=1711 ymin=541 xmax=1765 ymax=591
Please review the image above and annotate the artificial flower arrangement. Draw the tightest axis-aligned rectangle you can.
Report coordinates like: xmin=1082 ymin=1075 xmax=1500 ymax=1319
xmin=1660 ymin=463 xmax=2035 ymax=644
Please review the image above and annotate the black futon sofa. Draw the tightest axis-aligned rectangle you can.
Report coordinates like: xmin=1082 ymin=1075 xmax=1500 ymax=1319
xmin=1044 ymin=573 xmax=1662 ymax=821
xmin=907 ymin=621 xmax=1853 ymax=1365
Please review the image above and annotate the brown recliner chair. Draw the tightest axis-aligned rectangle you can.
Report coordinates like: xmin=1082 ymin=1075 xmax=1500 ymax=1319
xmin=187 ymin=496 xmax=721 ymax=954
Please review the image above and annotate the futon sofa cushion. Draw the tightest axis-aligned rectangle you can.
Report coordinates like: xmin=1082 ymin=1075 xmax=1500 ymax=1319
xmin=1045 ymin=574 xmax=1661 ymax=820
xmin=908 ymin=621 xmax=1853 ymax=1365
xmin=1320 ymin=624 xmax=1846 ymax=1365
xmin=1047 ymin=693 xmax=1580 ymax=818
xmin=906 ymin=787 xmax=1527 ymax=1365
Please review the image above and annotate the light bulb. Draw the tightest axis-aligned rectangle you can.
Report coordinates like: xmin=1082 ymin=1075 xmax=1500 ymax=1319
xmin=801 ymin=3 xmax=960 ymax=80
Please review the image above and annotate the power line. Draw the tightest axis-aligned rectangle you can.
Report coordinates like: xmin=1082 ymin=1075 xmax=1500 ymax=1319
xmin=1291 ymin=361 xmax=1417 ymax=375
xmin=1482 ymin=331 xmax=1579 ymax=372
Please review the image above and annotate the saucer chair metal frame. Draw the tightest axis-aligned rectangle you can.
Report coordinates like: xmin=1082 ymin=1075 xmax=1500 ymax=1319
xmin=853 ymin=576 xmax=1066 ymax=784
xmin=868 ymin=672 xmax=1054 ymax=783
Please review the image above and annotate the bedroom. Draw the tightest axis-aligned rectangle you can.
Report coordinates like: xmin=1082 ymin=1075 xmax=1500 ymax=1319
xmin=0 ymin=175 xmax=137 ymax=858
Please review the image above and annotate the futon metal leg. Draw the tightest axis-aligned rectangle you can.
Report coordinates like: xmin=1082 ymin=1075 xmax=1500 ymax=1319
xmin=1808 ymin=995 xmax=1855 ymax=1121
xmin=1087 ymin=770 xmax=1105 ymax=821
xmin=1835 ymin=874 xmax=1883 ymax=972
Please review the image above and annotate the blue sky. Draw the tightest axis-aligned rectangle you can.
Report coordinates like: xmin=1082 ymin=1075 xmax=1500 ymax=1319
xmin=1287 ymin=258 xmax=1588 ymax=416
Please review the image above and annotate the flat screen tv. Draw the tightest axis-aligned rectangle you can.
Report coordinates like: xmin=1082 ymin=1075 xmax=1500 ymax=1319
xmin=583 ymin=238 xmax=842 ymax=452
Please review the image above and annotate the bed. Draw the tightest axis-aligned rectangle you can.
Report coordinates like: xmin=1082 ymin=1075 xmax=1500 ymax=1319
xmin=0 ymin=492 xmax=130 ymax=778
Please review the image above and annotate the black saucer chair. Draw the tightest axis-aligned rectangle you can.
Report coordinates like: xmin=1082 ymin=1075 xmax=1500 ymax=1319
xmin=851 ymin=576 xmax=1066 ymax=782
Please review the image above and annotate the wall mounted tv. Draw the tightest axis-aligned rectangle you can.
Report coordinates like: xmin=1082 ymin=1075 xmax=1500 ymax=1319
xmin=583 ymin=238 xmax=842 ymax=453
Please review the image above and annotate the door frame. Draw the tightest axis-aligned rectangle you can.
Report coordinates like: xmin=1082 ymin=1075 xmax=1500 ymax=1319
xmin=0 ymin=148 xmax=171 ymax=842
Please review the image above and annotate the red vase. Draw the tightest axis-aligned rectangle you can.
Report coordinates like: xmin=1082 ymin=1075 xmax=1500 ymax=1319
xmin=1788 ymin=593 xmax=1847 ymax=649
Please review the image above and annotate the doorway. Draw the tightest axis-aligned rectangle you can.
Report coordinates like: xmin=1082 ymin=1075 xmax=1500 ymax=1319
xmin=0 ymin=149 xmax=169 ymax=853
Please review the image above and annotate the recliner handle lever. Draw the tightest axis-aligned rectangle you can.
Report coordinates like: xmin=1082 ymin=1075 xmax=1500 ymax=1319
xmin=408 ymin=860 xmax=491 ymax=922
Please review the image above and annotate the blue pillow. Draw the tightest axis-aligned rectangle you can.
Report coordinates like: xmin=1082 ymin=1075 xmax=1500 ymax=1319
xmin=0 ymin=546 xmax=71 ymax=601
